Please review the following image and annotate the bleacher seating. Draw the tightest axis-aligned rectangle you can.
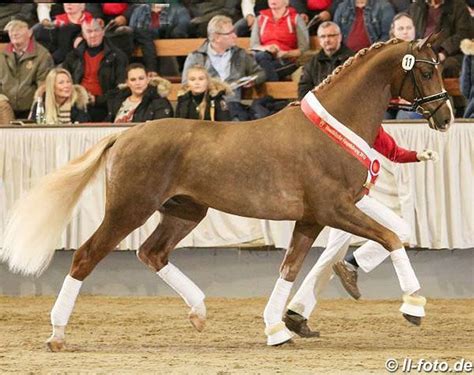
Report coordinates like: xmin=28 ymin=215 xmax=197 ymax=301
xmin=0 ymin=37 xmax=461 ymax=100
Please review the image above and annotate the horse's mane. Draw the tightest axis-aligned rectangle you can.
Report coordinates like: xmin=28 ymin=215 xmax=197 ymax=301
xmin=314 ymin=38 xmax=403 ymax=92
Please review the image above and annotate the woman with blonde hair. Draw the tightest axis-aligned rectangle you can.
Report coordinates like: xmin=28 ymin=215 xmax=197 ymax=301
xmin=175 ymin=65 xmax=232 ymax=121
xmin=30 ymin=68 xmax=89 ymax=124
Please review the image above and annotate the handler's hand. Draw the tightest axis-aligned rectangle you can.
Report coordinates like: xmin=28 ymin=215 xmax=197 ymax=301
xmin=417 ymin=149 xmax=439 ymax=162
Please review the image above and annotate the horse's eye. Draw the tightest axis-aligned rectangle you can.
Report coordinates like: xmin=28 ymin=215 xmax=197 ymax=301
xmin=422 ymin=71 xmax=433 ymax=80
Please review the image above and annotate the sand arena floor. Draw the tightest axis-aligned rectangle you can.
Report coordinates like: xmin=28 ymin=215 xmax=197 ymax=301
xmin=0 ymin=296 xmax=472 ymax=374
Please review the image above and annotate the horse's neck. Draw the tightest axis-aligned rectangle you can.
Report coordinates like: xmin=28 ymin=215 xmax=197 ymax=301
xmin=317 ymin=46 xmax=401 ymax=145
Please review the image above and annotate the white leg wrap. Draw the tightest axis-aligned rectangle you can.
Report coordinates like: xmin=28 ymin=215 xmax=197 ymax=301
xmin=390 ymin=248 xmax=420 ymax=295
xmin=264 ymin=278 xmax=293 ymax=326
xmin=51 ymin=275 xmax=83 ymax=327
xmin=288 ymin=229 xmax=351 ymax=319
xmin=157 ymin=263 xmax=205 ymax=308
xmin=353 ymin=241 xmax=390 ymax=273
xmin=264 ymin=278 xmax=294 ymax=345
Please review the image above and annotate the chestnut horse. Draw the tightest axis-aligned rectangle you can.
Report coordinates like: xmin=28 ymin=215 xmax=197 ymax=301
xmin=1 ymin=36 xmax=453 ymax=351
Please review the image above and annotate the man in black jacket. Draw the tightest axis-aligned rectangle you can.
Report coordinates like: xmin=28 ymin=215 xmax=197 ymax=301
xmin=298 ymin=21 xmax=354 ymax=99
xmin=62 ymin=18 xmax=128 ymax=122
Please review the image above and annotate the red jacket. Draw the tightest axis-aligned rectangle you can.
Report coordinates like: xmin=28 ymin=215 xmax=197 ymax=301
xmin=258 ymin=7 xmax=299 ymax=52
xmin=54 ymin=11 xmax=93 ymax=26
xmin=373 ymin=127 xmax=418 ymax=163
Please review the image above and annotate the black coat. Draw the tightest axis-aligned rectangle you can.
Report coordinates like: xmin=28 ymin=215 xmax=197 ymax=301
xmin=62 ymin=38 xmax=128 ymax=106
xmin=106 ymin=79 xmax=174 ymax=123
xmin=298 ymin=45 xmax=354 ymax=99
xmin=175 ymin=90 xmax=231 ymax=122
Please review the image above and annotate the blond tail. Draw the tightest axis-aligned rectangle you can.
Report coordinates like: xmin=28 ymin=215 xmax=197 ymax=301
xmin=0 ymin=132 xmax=121 ymax=276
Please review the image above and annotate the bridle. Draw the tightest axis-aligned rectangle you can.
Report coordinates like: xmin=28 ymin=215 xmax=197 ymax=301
xmin=391 ymin=41 xmax=449 ymax=122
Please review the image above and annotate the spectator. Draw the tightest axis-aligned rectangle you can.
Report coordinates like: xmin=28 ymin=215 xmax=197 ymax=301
xmin=34 ymin=3 xmax=93 ymax=64
xmin=176 ymin=65 xmax=232 ymax=121
xmin=30 ymin=68 xmax=89 ymax=124
xmin=182 ymin=15 xmax=266 ymax=121
xmin=106 ymin=63 xmax=173 ymax=123
xmin=333 ymin=0 xmax=395 ymax=52
xmin=235 ymin=0 xmax=272 ymax=37
xmin=0 ymin=17 xmax=53 ymax=123
xmin=62 ymin=18 xmax=128 ymax=122
xmin=35 ymin=3 xmax=65 ymax=27
xmin=185 ymin=0 xmax=240 ymax=38
xmin=250 ymin=0 xmax=309 ymax=81
xmin=298 ymin=21 xmax=353 ymax=99
xmin=86 ymin=3 xmax=158 ymax=75
xmin=129 ymin=1 xmax=191 ymax=39
xmin=289 ymin=0 xmax=332 ymax=34
xmin=460 ymin=38 xmax=474 ymax=118
xmin=409 ymin=0 xmax=472 ymax=79
xmin=409 ymin=0 xmax=473 ymax=116
xmin=384 ymin=13 xmax=423 ymax=120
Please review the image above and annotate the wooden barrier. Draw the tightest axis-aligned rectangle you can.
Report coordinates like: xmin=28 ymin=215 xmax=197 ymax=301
xmin=0 ymin=38 xmax=462 ymax=99
xmin=168 ymin=81 xmax=298 ymax=101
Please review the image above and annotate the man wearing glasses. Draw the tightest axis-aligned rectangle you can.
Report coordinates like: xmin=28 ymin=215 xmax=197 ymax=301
xmin=297 ymin=21 xmax=353 ymax=99
xmin=182 ymin=15 xmax=266 ymax=121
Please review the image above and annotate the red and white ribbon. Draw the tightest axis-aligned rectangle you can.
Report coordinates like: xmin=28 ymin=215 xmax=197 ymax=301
xmin=301 ymin=91 xmax=380 ymax=189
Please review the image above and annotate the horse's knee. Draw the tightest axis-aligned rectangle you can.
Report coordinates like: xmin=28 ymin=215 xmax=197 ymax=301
xmin=279 ymin=262 xmax=300 ymax=282
xmin=136 ymin=246 xmax=168 ymax=271
xmin=70 ymin=250 xmax=97 ymax=280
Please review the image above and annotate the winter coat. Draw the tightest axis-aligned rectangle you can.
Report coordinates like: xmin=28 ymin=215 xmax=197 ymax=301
xmin=175 ymin=78 xmax=232 ymax=121
xmin=0 ymin=38 xmax=54 ymax=112
xmin=409 ymin=0 xmax=474 ymax=57
xmin=30 ymin=84 xmax=90 ymax=124
xmin=182 ymin=40 xmax=266 ymax=100
xmin=106 ymin=76 xmax=174 ymax=122
xmin=62 ymin=38 xmax=128 ymax=106
xmin=298 ymin=44 xmax=354 ymax=99
xmin=334 ymin=0 xmax=395 ymax=43
xmin=460 ymin=39 xmax=474 ymax=118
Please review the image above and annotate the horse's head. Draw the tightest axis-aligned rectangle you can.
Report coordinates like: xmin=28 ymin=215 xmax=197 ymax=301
xmin=393 ymin=34 xmax=454 ymax=132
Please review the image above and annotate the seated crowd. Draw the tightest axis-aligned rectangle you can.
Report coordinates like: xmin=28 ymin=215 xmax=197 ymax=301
xmin=0 ymin=0 xmax=473 ymax=125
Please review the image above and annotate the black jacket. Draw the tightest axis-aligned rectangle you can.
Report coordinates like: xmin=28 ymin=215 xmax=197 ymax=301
xmin=106 ymin=76 xmax=174 ymax=122
xmin=62 ymin=38 xmax=128 ymax=106
xmin=298 ymin=44 xmax=354 ymax=99
xmin=175 ymin=91 xmax=231 ymax=122
xmin=409 ymin=0 xmax=474 ymax=57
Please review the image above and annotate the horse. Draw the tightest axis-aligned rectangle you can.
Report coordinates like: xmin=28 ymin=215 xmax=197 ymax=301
xmin=1 ymin=35 xmax=453 ymax=351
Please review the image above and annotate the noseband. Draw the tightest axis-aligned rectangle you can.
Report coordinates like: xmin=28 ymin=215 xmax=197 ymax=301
xmin=392 ymin=41 xmax=449 ymax=121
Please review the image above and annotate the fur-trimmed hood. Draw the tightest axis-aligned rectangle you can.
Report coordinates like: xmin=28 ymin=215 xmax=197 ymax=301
xmin=461 ymin=39 xmax=474 ymax=56
xmin=117 ymin=76 xmax=172 ymax=98
xmin=177 ymin=77 xmax=233 ymax=97
xmin=33 ymin=84 xmax=89 ymax=110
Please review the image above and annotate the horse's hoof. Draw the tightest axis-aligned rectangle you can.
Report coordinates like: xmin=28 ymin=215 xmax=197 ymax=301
xmin=283 ymin=310 xmax=320 ymax=338
xmin=189 ymin=312 xmax=206 ymax=332
xmin=46 ymin=336 xmax=66 ymax=352
xmin=265 ymin=324 xmax=294 ymax=346
xmin=402 ymin=313 xmax=422 ymax=326
xmin=273 ymin=338 xmax=294 ymax=347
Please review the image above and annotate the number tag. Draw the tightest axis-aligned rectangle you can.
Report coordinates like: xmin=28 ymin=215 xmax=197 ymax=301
xmin=402 ymin=54 xmax=415 ymax=71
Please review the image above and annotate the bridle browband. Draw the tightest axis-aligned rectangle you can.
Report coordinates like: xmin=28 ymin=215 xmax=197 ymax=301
xmin=391 ymin=41 xmax=449 ymax=121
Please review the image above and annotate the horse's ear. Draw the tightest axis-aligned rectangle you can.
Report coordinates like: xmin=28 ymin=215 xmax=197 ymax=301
xmin=416 ymin=32 xmax=442 ymax=50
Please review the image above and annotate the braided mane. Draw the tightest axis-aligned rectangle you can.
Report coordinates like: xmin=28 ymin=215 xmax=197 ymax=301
xmin=314 ymin=38 xmax=402 ymax=92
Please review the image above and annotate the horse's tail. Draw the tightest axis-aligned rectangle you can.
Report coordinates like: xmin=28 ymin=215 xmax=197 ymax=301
xmin=1 ymin=132 xmax=121 ymax=276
